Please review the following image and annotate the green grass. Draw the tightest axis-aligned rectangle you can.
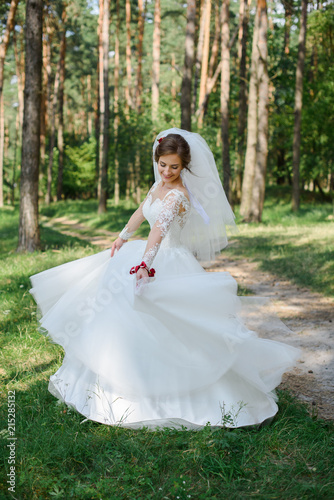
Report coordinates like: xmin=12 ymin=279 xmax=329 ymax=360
xmin=39 ymin=198 xmax=151 ymax=239
xmin=38 ymin=187 xmax=334 ymax=297
xmin=1 ymin=192 xmax=334 ymax=498
xmin=226 ymin=187 xmax=334 ymax=297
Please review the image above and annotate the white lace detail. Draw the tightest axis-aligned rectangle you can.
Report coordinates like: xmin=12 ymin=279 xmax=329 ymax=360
xmin=142 ymin=243 xmax=160 ymax=268
xmin=119 ymin=226 xmax=135 ymax=241
xmin=142 ymin=189 xmax=190 ymax=267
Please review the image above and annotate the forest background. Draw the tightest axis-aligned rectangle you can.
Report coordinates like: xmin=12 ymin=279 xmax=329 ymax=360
xmin=0 ymin=0 xmax=333 ymax=252
xmin=1 ymin=1 xmax=334 ymax=498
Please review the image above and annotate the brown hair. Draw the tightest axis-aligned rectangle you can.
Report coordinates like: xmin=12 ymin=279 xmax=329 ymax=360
xmin=155 ymin=134 xmax=191 ymax=171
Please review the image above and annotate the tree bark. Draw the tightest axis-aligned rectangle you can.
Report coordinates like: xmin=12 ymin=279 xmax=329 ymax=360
xmin=0 ymin=0 xmax=20 ymax=207
xmin=250 ymin=0 xmax=269 ymax=222
xmin=284 ymin=0 xmax=293 ymax=55
xmin=208 ymin=0 xmax=220 ymax=83
xmin=292 ymin=0 xmax=308 ymax=211
xmin=12 ymin=111 xmax=20 ymax=205
xmin=198 ymin=0 xmax=211 ymax=127
xmin=40 ymin=29 xmax=48 ymax=170
xmin=114 ymin=0 xmax=120 ymax=205
xmin=17 ymin=0 xmax=43 ymax=252
xmin=56 ymin=7 xmax=67 ymax=201
xmin=135 ymin=0 xmax=146 ymax=112
xmin=135 ymin=151 xmax=141 ymax=205
xmin=0 ymin=0 xmax=19 ymax=103
xmin=192 ymin=0 xmax=206 ymax=113
xmin=45 ymin=56 xmax=60 ymax=204
xmin=221 ymin=0 xmax=231 ymax=202
xmin=95 ymin=54 xmax=100 ymax=184
xmin=240 ymin=1 xmax=259 ymax=219
xmin=97 ymin=0 xmax=110 ymax=214
xmin=152 ymin=0 xmax=161 ymax=123
xmin=87 ymin=75 xmax=92 ymax=136
xmin=196 ymin=60 xmax=222 ymax=120
xmin=13 ymin=29 xmax=25 ymax=129
xmin=181 ymin=0 xmax=196 ymax=131
xmin=125 ymin=0 xmax=133 ymax=113
xmin=234 ymin=0 xmax=250 ymax=202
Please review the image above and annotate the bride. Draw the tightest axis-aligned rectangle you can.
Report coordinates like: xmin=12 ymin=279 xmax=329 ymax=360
xmin=30 ymin=128 xmax=300 ymax=430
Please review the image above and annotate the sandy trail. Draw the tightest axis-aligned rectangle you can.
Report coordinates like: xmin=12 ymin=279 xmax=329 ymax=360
xmin=43 ymin=217 xmax=334 ymax=420
xmin=212 ymin=254 xmax=334 ymax=421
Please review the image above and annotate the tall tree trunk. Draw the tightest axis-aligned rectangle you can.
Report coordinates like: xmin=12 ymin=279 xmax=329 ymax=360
xmin=240 ymin=1 xmax=260 ymax=219
xmin=196 ymin=0 xmax=223 ymax=124
xmin=284 ymin=0 xmax=293 ymax=55
xmin=192 ymin=0 xmax=206 ymax=113
xmin=41 ymin=19 xmax=52 ymax=168
xmin=12 ymin=111 xmax=20 ymax=205
xmin=39 ymin=90 xmax=46 ymax=196
xmin=95 ymin=58 xmax=100 ymax=186
xmin=221 ymin=0 xmax=231 ymax=202
xmin=196 ymin=60 xmax=222 ymax=120
xmin=45 ymin=58 xmax=60 ymax=204
xmin=0 ymin=0 xmax=19 ymax=104
xmin=13 ymin=30 xmax=25 ymax=130
xmin=250 ymin=0 xmax=268 ymax=222
xmin=208 ymin=0 xmax=220 ymax=83
xmin=135 ymin=0 xmax=146 ymax=112
xmin=97 ymin=0 xmax=110 ymax=214
xmin=0 ymin=0 xmax=19 ymax=207
xmin=135 ymin=151 xmax=141 ymax=205
xmin=125 ymin=0 xmax=133 ymax=114
xmin=181 ymin=0 xmax=196 ymax=131
xmin=114 ymin=0 xmax=120 ymax=205
xmin=87 ymin=75 xmax=92 ymax=136
xmin=152 ymin=0 xmax=161 ymax=123
xmin=17 ymin=0 xmax=43 ymax=252
xmin=57 ymin=8 xmax=67 ymax=201
xmin=198 ymin=0 xmax=211 ymax=127
xmin=292 ymin=0 xmax=308 ymax=211
xmin=40 ymin=21 xmax=51 ymax=195
xmin=234 ymin=0 xmax=250 ymax=202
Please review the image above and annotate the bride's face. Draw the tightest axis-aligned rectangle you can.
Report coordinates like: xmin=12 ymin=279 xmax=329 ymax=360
xmin=158 ymin=154 xmax=183 ymax=184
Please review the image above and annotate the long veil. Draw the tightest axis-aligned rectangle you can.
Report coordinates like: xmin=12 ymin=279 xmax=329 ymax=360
xmin=153 ymin=128 xmax=237 ymax=266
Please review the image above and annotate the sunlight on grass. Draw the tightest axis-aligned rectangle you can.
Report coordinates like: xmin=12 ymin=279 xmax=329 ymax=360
xmin=1 ymin=191 xmax=334 ymax=498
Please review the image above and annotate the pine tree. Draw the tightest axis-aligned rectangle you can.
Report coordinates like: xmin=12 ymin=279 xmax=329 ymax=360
xmin=17 ymin=0 xmax=43 ymax=251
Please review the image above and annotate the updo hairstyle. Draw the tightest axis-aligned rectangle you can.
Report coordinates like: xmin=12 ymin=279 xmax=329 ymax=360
xmin=155 ymin=134 xmax=191 ymax=171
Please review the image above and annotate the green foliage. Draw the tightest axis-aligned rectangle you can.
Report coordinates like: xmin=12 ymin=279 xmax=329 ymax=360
xmin=63 ymin=137 xmax=97 ymax=198
xmin=1 ymin=0 xmax=334 ymax=206
xmin=300 ymin=4 xmax=334 ymax=185
xmin=1 ymin=194 xmax=334 ymax=498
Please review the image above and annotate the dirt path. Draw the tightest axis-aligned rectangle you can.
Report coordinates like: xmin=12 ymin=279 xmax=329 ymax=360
xmin=212 ymin=253 xmax=334 ymax=421
xmin=43 ymin=217 xmax=334 ymax=421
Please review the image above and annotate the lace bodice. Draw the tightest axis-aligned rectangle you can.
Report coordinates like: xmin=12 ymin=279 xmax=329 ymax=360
xmin=142 ymin=186 xmax=190 ymax=260
xmin=119 ymin=182 xmax=190 ymax=268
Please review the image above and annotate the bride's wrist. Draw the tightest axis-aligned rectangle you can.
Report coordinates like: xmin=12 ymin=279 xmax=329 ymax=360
xmin=129 ymin=261 xmax=156 ymax=277
xmin=119 ymin=226 xmax=135 ymax=241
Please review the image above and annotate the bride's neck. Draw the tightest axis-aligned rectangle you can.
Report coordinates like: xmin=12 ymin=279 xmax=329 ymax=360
xmin=161 ymin=177 xmax=183 ymax=190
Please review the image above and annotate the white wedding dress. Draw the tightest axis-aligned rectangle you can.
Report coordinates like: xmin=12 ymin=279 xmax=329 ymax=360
xmin=30 ymin=183 xmax=300 ymax=430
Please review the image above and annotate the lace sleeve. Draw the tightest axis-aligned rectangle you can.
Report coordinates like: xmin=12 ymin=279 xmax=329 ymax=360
xmin=142 ymin=190 xmax=186 ymax=268
xmin=119 ymin=182 xmax=158 ymax=240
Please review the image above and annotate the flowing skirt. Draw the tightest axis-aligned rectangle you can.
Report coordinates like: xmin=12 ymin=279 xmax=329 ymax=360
xmin=30 ymin=241 xmax=300 ymax=429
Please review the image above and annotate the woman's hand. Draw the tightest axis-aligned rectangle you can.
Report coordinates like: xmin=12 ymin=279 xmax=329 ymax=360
xmin=111 ymin=237 xmax=125 ymax=257
xmin=136 ymin=267 xmax=149 ymax=281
